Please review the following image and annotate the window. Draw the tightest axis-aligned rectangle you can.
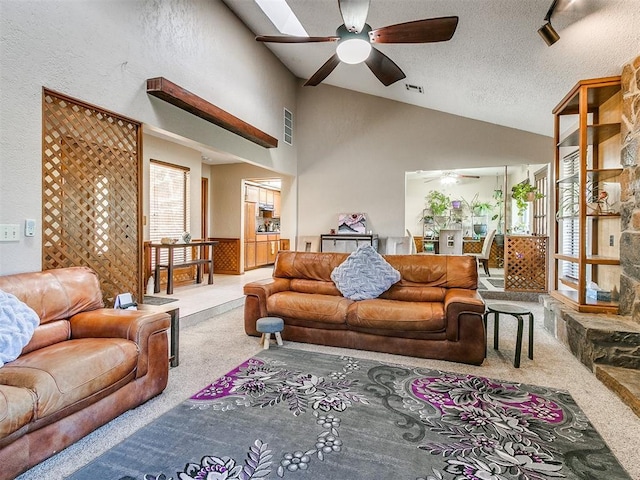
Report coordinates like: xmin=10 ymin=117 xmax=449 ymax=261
xmin=150 ymin=160 xmax=191 ymax=264
xmin=559 ymin=150 xmax=579 ymax=281
xmin=533 ymin=166 xmax=548 ymax=235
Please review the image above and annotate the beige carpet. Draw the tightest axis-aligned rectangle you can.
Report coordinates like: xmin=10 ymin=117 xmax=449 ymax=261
xmin=17 ymin=302 xmax=640 ymax=479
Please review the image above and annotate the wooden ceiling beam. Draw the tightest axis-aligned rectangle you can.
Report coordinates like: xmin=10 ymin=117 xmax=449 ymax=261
xmin=146 ymin=77 xmax=278 ymax=149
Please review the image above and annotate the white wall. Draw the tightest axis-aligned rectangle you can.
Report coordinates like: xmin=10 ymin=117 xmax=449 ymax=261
xmin=296 ymin=84 xmax=553 ymax=239
xmin=209 ymin=163 xmax=295 ymax=272
xmin=0 ymin=0 xmax=297 ymax=274
xmin=209 ymin=163 xmax=296 ymax=239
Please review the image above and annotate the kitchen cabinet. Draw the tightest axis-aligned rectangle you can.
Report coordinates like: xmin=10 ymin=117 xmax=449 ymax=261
xmin=266 ymin=189 xmax=274 ymax=208
xmin=551 ymin=76 xmax=622 ymax=313
xmin=267 ymin=234 xmax=280 ymax=263
xmin=256 ymin=240 xmax=269 ymax=265
xmin=245 ymin=242 xmax=256 ymax=270
xmin=274 ymin=191 xmax=281 ymax=218
xmin=251 ymin=233 xmax=281 ymax=268
xmin=259 ymin=187 xmax=267 ymax=205
xmin=245 ymin=184 xmax=259 ymax=203
xmin=244 ymin=202 xmax=257 ymax=242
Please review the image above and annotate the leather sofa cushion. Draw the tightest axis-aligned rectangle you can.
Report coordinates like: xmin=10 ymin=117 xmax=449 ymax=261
xmin=347 ymin=299 xmax=446 ymax=332
xmin=379 ymin=285 xmax=446 ymax=302
xmin=21 ymin=320 xmax=70 ymax=355
xmin=274 ymin=252 xmax=349 ymax=282
xmin=385 ymin=255 xmax=478 ymax=289
xmin=290 ymin=279 xmax=341 ymax=296
xmin=0 ymin=267 xmax=103 ymax=325
xmin=267 ymin=292 xmax=352 ymax=325
xmin=0 ymin=338 xmax=138 ymax=419
xmin=0 ymin=385 xmax=34 ymax=440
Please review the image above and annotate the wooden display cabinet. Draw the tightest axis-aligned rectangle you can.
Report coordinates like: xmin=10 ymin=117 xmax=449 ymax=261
xmin=551 ymin=76 xmax=622 ymax=313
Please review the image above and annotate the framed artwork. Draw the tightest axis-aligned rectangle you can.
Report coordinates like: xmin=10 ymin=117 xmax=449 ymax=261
xmin=338 ymin=213 xmax=366 ymax=234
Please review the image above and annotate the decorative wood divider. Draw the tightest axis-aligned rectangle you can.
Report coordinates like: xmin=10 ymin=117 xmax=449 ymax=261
xmin=42 ymin=88 xmax=143 ymax=305
xmin=210 ymin=238 xmax=241 ymax=274
xmin=504 ymin=235 xmax=548 ymax=292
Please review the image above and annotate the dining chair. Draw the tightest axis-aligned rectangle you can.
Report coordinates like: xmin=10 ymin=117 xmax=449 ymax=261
xmin=405 ymin=229 xmax=418 ymax=254
xmin=468 ymin=229 xmax=496 ymax=276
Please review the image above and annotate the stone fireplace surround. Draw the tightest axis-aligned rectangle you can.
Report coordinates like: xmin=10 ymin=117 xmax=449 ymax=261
xmin=543 ymin=55 xmax=640 ymax=416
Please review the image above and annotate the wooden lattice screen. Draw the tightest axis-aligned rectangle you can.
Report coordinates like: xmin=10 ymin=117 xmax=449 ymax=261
xmin=504 ymin=235 xmax=548 ymax=292
xmin=42 ymin=89 xmax=143 ymax=305
xmin=210 ymin=238 xmax=241 ymax=274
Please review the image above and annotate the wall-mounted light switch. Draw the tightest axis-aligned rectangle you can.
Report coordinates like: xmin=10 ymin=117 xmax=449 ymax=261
xmin=0 ymin=224 xmax=20 ymax=242
xmin=610 ymin=235 xmax=615 ymax=246
xmin=25 ymin=219 xmax=36 ymax=237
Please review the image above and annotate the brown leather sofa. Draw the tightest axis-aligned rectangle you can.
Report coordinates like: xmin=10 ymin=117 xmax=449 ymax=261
xmin=0 ymin=267 xmax=170 ymax=480
xmin=244 ymin=251 xmax=486 ymax=365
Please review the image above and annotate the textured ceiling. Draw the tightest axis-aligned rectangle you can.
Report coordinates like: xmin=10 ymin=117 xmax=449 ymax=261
xmin=222 ymin=0 xmax=640 ymax=137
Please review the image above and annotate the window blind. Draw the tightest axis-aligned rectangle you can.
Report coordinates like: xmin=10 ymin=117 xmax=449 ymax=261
xmin=560 ymin=150 xmax=579 ymax=281
xmin=150 ymin=161 xmax=191 ymax=264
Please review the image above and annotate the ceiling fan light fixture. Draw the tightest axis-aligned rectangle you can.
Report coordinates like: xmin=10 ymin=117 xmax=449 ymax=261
xmin=336 ymin=38 xmax=372 ymax=64
xmin=538 ymin=22 xmax=560 ymax=46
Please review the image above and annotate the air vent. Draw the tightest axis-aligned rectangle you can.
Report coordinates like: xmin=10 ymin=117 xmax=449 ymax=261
xmin=284 ymin=108 xmax=293 ymax=145
xmin=405 ymin=83 xmax=424 ymax=94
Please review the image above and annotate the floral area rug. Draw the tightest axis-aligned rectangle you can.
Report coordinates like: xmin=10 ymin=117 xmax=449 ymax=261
xmin=68 ymin=348 xmax=630 ymax=480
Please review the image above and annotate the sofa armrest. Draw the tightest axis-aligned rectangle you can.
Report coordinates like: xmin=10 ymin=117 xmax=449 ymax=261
xmin=69 ymin=309 xmax=170 ymax=378
xmin=243 ymin=278 xmax=291 ymax=334
xmin=443 ymin=289 xmax=486 ymax=341
xmin=244 ymin=278 xmax=291 ymax=311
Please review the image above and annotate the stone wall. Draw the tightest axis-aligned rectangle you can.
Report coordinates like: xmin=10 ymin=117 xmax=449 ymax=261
xmin=618 ymin=55 xmax=640 ymax=321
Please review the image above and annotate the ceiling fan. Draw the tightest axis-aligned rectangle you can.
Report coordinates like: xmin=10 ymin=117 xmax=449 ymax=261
xmin=424 ymin=172 xmax=480 ymax=184
xmin=255 ymin=0 xmax=459 ymax=87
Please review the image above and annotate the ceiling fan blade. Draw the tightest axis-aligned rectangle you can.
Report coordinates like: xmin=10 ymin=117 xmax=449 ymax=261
xmin=256 ymin=35 xmax=339 ymax=43
xmin=338 ymin=0 xmax=370 ymax=33
xmin=364 ymin=47 xmax=406 ymax=86
xmin=369 ymin=16 xmax=459 ymax=44
xmin=304 ymin=54 xmax=341 ymax=86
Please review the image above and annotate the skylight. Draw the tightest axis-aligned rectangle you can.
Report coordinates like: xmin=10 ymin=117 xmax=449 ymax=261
xmin=255 ymin=0 xmax=308 ymax=36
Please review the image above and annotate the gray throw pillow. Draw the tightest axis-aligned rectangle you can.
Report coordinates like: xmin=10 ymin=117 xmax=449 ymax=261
xmin=331 ymin=245 xmax=401 ymax=300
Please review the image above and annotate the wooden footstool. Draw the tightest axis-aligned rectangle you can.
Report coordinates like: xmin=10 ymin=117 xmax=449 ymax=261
xmin=256 ymin=317 xmax=284 ymax=350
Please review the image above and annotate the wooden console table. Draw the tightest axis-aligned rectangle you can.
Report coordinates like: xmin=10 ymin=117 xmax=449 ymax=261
xmin=151 ymin=241 xmax=218 ymax=294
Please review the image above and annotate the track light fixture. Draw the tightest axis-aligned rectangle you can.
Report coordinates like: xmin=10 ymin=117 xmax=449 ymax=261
xmin=538 ymin=0 xmax=560 ymax=46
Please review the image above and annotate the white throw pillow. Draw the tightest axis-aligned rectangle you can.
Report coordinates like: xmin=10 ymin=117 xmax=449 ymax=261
xmin=331 ymin=245 xmax=401 ymax=300
xmin=0 ymin=290 xmax=40 ymax=367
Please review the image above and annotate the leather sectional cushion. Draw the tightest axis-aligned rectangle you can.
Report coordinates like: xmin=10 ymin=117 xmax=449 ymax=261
xmin=0 ymin=338 xmax=138 ymax=419
xmin=347 ymin=299 xmax=446 ymax=332
xmin=267 ymin=291 xmax=352 ymax=325
xmin=0 ymin=385 xmax=34 ymax=440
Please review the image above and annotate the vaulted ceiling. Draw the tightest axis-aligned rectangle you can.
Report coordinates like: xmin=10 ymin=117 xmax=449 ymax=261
xmin=223 ymin=0 xmax=640 ymax=137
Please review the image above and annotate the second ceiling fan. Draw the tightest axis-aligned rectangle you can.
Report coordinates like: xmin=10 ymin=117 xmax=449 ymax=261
xmin=256 ymin=0 xmax=459 ymax=87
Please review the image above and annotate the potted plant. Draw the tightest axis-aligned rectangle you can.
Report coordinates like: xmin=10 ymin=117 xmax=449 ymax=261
xmin=425 ymin=190 xmax=450 ymax=217
xmin=423 ymin=190 xmax=451 ymax=237
xmin=511 ymin=181 xmax=543 ymax=217
xmin=464 ymin=194 xmax=493 ymax=237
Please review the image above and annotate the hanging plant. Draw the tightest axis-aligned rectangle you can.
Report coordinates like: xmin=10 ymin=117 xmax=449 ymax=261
xmin=512 ymin=181 xmax=543 ymax=216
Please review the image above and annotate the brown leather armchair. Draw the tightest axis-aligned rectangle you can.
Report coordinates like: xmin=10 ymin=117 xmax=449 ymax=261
xmin=0 ymin=267 xmax=170 ymax=480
